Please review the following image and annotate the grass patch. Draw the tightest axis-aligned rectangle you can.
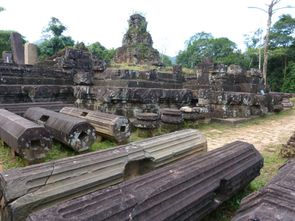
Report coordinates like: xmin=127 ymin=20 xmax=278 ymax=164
xmin=90 ymin=140 xmax=115 ymax=151
xmin=203 ymin=144 xmax=286 ymax=221
xmin=44 ymin=142 xmax=75 ymax=162
xmin=0 ymin=140 xmax=26 ymax=170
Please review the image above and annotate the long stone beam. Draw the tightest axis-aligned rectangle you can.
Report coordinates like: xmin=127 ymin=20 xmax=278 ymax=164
xmin=60 ymin=107 xmax=130 ymax=144
xmin=24 ymin=107 xmax=96 ymax=152
xmin=0 ymin=129 xmax=207 ymax=221
xmin=232 ymin=160 xmax=295 ymax=221
xmin=27 ymin=141 xmax=263 ymax=221
xmin=0 ymin=109 xmax=52 ymax=162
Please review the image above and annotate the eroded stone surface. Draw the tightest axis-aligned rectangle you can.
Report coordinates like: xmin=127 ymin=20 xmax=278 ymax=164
xmin=113 ymin=14 xmax=161 ymax=65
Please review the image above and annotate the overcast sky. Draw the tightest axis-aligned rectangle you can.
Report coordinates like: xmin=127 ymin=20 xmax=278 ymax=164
xmin=0 ymin=0 xmax=294 ymax=56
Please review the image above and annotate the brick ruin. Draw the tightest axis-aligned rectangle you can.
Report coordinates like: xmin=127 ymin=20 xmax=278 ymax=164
xmin=0 ymin=16 xmax=285 ymax=120
xmin=113 ymin=13 xmax=161 ymax=66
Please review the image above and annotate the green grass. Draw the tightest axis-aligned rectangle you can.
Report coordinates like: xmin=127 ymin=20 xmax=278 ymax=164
xmin=44 ymin=142 xmax=76 ymax=162
xmin=90 ymin=139 xmax=115 ymax=151
xmin=0 ymin=140 xmax=26 ymax=170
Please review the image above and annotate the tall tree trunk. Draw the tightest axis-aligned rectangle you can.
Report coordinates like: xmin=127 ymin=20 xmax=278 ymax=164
xmin=262 ymin=0 xmax=281 ymax=88
xmin=259 ymin=47 xmax=262 ymax=71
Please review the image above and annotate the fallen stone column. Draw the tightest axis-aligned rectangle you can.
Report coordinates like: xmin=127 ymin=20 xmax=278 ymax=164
xmin=60 ymin=107 xmax=130 ymax=144
xmin=27 ymin=141 xmax=263 ymax=221
xmin=232 ymin=160 xmax=295 ymax=221
xmin=0 ymin=109 xmax=51 ymax=162
xmin=24 ymin=107 xmax=96 ymax=152
xmin=0 ymin=129 xmax=206 ymax=221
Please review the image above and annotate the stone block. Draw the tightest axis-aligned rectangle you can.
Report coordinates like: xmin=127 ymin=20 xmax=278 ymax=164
xmin=10 ymin=32 xmax=24 ymax=65
xmin=24 ymin=43 xmax=38 ymax=65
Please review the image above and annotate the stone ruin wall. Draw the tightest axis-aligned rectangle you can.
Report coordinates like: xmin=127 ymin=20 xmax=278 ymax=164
xmin=0 ymin=52 xmax=285 ymax=119
xmin=183 ymin=62 xmax=283 ymax=118
xmin=0 ymin=27 xmax=285 ymax=119
xmin=0 ymin=62 xmax=74 ymax=103
xmin=75 ymin=68 xmax=192 ymax=117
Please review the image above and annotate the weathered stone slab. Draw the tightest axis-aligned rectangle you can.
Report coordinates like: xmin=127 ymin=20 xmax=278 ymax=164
xmin=24 ymin=43 xmax=38 ymax=65
xmin=0 ymin=64 xmax=73 ymax=85
xmin=232 ymin=160 xmax=295 ymax=221
xmin=133 ymin=113 xmax=159 ymax=129
xmin=10 ymin=32 xmax=24 ymax=65
xmin=60 ymin=107 xmax=130 ymax=144
xmin=24 ymin=107 xmax=96 ymax=152
xmin=0 ymin=129 xmax=207 ymax=221
xmin=27 ymin=141 xmax=262 ymax=221
xmin=0 ymin=109 xmax=51 ymax=162
xmin=160 ymin=108 xmax=184 ymax=124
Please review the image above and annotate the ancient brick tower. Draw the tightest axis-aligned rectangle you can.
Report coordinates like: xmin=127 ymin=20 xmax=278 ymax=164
xmin=113 ymin=14 xmax=161 ymax=66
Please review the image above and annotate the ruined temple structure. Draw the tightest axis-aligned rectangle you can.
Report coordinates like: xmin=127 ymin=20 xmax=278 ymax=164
xmin=184 ymin=60 xmax=283 ymax=118
xmin=76 ymin=60 xmax=283 ymax=118
xmin=113 ymin=14 xmax=161 ymax=65
xmin=0 ymin=21 xmax=286 ymax=121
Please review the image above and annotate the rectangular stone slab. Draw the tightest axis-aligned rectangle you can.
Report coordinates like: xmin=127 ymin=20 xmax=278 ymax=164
xmin=27 ymin=141 xmax=263 ymax=221
xmin=232 ymin=160 xmax=295 ymax=221
xmin=0 ymin=129 xmax=207 ymax=221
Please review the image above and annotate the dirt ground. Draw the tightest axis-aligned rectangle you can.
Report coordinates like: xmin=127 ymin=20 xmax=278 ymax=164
xmin=204 ymin=111 xmax=295 ymax=152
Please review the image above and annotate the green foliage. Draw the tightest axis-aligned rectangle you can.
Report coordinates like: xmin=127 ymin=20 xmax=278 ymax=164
xmin=267 ymin=14 xmax=295 ymax=91
xmin=270 ymin=14 xmax=295 ymax=47
xmin=44 ymin=17 xmax=67 ymax=38
xmin=38 ymin=17 xmax=74 ymax=59
xmin=0 ymin=30 xmax=12 ymax=55
xmin=90 ymin=140 xmax=115 ymax=151
xmin=0 ymin=7 xmax=4 ymax=12
xmin=0 ymin=140 xmax=26 ymax=170
xmin=0 ymin=30 xmax=26 ymax=58
xmin=39 ymin=36 xmax=74 ymax=58
xmin=281 ymin=61 xmax=295 ymax=92
xmin=176 ymin=32 xmax=247 ymax=68
xmin=44 ymin=142 xmax=75 ymax=162
xmin=87 ymin=42 xmax=115 ymax=63
xmin=160 ymin=54 xmax=172 ymax=66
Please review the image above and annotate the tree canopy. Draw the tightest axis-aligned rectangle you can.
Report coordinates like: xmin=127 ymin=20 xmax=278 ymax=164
xmin=87 ymin=42 xmax=115 ymax=63
xmin=176 ymin=32 xmax=247 ymax=68
xmin=38 ymin=17 xmax=74 ymax=59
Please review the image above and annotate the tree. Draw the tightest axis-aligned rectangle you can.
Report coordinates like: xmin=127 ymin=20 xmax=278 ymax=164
xmin=249 ymin=0 xmax=294 ymax=87
xmin=270 ymin=14 xmax=295 ymax=47
xmin=244 ymin=28 xmax=263 ymax=69
xmin=87 ymin=42 xmax=115 ymax=63
xmin=281 ymin=61 xmax=295 ymax=92
xmin=267 ymin=14 xmax=295 ymax=91
xmin=160 ymin=54 xmax=172 ymax=66
xmin=0 ymin=30 xmax=26 ymax=56
xmin=0 ymin=7 xmax=4 ymax=12
xmin=176 ymin=32 xmax=246 ymax=68
xmin=38 ymin=17 xmax=74 ymax=59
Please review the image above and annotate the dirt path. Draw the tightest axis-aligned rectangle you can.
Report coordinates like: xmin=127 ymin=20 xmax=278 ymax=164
xmin=202 ymin=110 xmax=295 ymax=151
